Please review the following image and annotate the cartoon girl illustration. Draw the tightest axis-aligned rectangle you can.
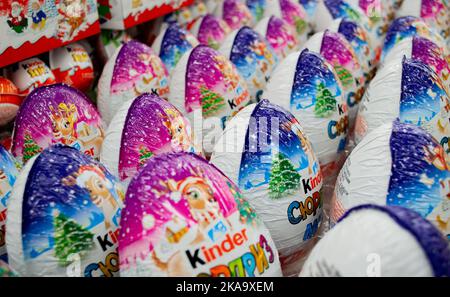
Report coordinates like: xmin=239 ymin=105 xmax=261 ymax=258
xmin=151 ymin=168 xmax=231 ymax=275
xmin=133 ymin=53 xmax=169 ymax=96
xmin=62 ymin=165 xmax=124 ymax=230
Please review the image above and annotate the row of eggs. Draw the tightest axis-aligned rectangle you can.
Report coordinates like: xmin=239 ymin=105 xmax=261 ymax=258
xmin=0 ymin=0 xmax=448 ymax=276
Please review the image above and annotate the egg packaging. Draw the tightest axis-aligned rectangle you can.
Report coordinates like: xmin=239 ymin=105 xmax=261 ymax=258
xmin=211 ymin=100 xmax=323 ymax=272
xmin=97 ymin=40 xmax=170 ymax=124
xmin=382 ymin=16 xmax=447 ymax=61
xmin=397 ymin=0 xmax=450 ymax=45
xmin=254 ymin=16 xmax=300 ymax=60
xmin=328 ymin=18 xmax=377 ymax=82
xmin=246 ymin=0 xmax=268 ymax=23
xmin=9 ymin=57 xmax=56 ymax=97
xmin=49 ymin=42 xmax=94 ymax=93
xmin=101 ymin=94 xmax=201 ymax=185
xmin=355 ymin=57 xmax=450 ymax=149
xmin=152 ymin=23 xmax=200 ymax=74
xmin=382 ymin=36 xmax=450 ymax=92
xmin=214 ymin=0 xmax=254 ymax=30
xmin=264 ymin=49 xmax=348 ymax=177
xmin=118 ymin=152 xmax=282 ymax=277
xmin=6 ymin=145 xmax=125 ymax=277
xmin=12 ymin=84 xmax=105 ymax=164
xmin=301 ymin=204 xmax=450 ymax=276
xmin=0 ymin=77 xmax=22 ymax=126
xmin=189 ymin=14 xmax=232 ymax=50
xmin=0 ymin=145 xmax=20 ymax=263
xmin=314 ymin=0 xmax=382 ymax=61
xmin=220 ymin=26 xmax=279 ymax=102
xmin=265 ymin=0 xmax=310 ymax=42
xmin=304 ymin=30 xmax=365 ymax=133
xmin=169 ymin=45 xmax=251 ymax=155
xmin=333 ymin=120 xmax=450 ymax=238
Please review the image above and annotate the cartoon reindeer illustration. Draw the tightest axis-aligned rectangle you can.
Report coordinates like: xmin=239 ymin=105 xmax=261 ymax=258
xmin=161 ymin=108 xmax=192 ymax=151
xmin=150 ymin=167 xmax=231 ymax=275
xmin=62 ymin=165 xmax=124 ymax=230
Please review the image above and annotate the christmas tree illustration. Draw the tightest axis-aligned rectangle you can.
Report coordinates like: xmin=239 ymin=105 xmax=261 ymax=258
xmin=226 ymin=181 xmax=258 ymax=225
xmin=314 ymin=83 xmax=337 ymax=117
xmin=22 ymin=133 xmax=42 ymax=163
xmin=53 ymin=211 xmax=94 ymax=266
xmin=138 ymin=146 xmax=153 ymax=167
xmin=269 ymin=153 xmax=301 ymax=198
xmin=334 ymin=64 xmax=354 ymax=88
xmin=294 ymin=17 xmax=307 ymax=35
xmin=200 ymin=86 xmax=226 ymax=116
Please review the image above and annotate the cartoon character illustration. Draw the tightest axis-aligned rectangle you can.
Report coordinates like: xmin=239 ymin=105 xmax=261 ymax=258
xmin=423 ymin=144 xmax=450 ymax=171
xmin=133 ymin=53 xmax=169 ymax=96
xmin=30 ymin=0 xmax=47 ymax=30
xmin=162 ymin=108 xmax=191 ymax=151
xmin=62 ymin=165 xmax=124 ymax=230
xmin=49 ymin=103 xmax=104 ymax=154
xmin=7 ymin=1 xmax=28 ymax=33
xmin=151 ymin=168 xmax=230 ymax=275
xmin=58 ymin=0 xmax=87 ymax=40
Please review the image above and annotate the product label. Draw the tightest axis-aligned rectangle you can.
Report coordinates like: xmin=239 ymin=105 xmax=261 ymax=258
xmin=290 ymin=50 xmax=348 ymax=165
xmin=119 ymin=95 xmax=197 ymax=181
xmin=229 ymin=27 xmax=278 ymax=102
xmin=196 ymin=15 xmax=231 ymax=50
xmin=237 ymin=100 xmax=323 ymax=256
xmin=399 ymin=58 xmax=450 ymax=157
xmin=12 ymin=58 xmax=56 ymax=96
xmin=320 ymin=31 xmax=364 ymax=122
xmin=265 ymin=16 xmax=299 ymax=59
xmin=21 ymin=147 xmax=124 ymax=276
xmin=159 ymin=24 xmax=199 ymax=73
xmin=185 ymin=45 xmax=250 ymax=126
xmin=110 ymin=41 xmax=170 ymax=99
xmin=387 ymin=121 xmax=450 ymax=238
xmin=119 ymin=154 xmax=281 ymax=276
xmin=0 ymin=146 xmax=19 ymax=263
xmin=12 ymin=84 xmax=104 ymax=163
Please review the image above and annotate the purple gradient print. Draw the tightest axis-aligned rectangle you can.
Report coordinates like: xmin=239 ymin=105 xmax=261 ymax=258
xmin=12 ymin=84 xmax=104 ymax=163
xmin=118 ymin=94 xmax=197 ymax=181
xmin=222 ymin=0 xmax=254 ymax=30
xmin=196 ymin=14 xmax=231 ymax=50
xmin=110 ymin=41 xmax=169 ymax=98
xmin=266 ymin=16 xmax=299 ymax=58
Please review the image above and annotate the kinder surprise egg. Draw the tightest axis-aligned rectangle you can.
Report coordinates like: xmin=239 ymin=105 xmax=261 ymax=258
xmin=211 ymin=100 xmax=323 ymax=259
xmin=246 ymin=0 xmax=268 ymax=22
xmin=264 ymin=49 xmax=348 ymax=175
xmin=12 ymin=84 xmax=105 ymax=164
xmin=382 ymin=36 xmax=450 ymax=91
xmin=254 ymin=16 xmax=300 ymax=59
xmin=301 ymin=205 xmax=450 ymax=276
xmin=265 ymin=0 xmax=309 ymax=42
xmin=6 ymin=145 xmax=125 ymax=277
xmin=355 ymin=57 xmax=450 ymax=148
xmin=382 ymin=16 xmax=447 ymax=60
xmin=119 ymin=152 xmax=282 ymax=277
xmin=397 ymin=0 xmax=450 ymax=43
xmin=101 ymin=94 xmax=200 ymax=184
xmin=0 ymin=145 xmax=20 ymax=263
xmin=97 ymin=40 xmax=170 ymax=124
xmin=10 ymin=57 xmax=56 ymax=97
xmin=49 ymin=42 xmax=95 ymax=93
xmin=151 ymin=23 xmax=200 ymax=74
xmin=303 ymin=30 xmax=365 ymax=129
xmin=0 ymin=77 xmax=22 ymax=126
xmin=189 ymin=14 xmax=231 ymax=50
xmin=214 ymin=0 xmax=254 ymax=30
xmin=169 ymin=45 xmax=250 ymax=155
xmin=333 ymin=120 xmax=450 ymax=238
xmin=219 ymin=26 xmax=278 ymax=102
xmin=328 ymin=18 xmax=377 ymax=81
